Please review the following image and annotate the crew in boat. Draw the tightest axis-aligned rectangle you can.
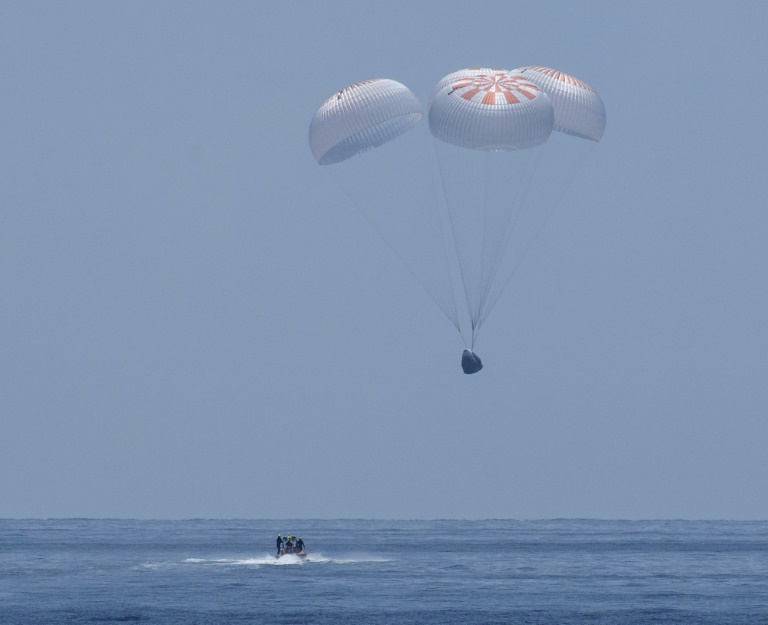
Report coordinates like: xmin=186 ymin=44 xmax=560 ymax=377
xmin=277 ymin=534 xmax=307 ymax=557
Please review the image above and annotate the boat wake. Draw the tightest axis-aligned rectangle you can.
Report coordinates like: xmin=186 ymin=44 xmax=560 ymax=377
xmin=174 ymin=553 xmax=390 ymax=568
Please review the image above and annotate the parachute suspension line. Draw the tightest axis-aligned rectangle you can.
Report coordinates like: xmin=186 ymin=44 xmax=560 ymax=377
xmin=470 ymin=149 xmax=536 ymax=339
xmin=472 ymin=156 xmax=488 ymax=340
xmin=474 ymin=151 xmax=508 ymax=337
xmin=477 ymin=156 xmax=545 ymax=330
xmin=475 ymin=146 xmax=544 ymax=329
xmin=432 ymin=139 xmax=475 ymax=346
xmin=477 ymin=141 xmax=597 ymax=330
xmin=431 ymin=157 xmax=464 ymax=336
xmin=335 ymin=177 xmax=462 ymax=334
xmin=478 ymin=209 xmax=546 ymax=330
xmin=457 ymin=324 xmax=469 ymax=350
xmin=475 ymin=150 xmax=492 ymax=331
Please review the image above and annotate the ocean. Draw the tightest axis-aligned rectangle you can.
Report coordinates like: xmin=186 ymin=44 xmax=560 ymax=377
xmin=1 ymin=519 xmax=767 ymax=624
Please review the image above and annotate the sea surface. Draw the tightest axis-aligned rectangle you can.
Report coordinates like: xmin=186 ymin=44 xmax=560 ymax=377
xmin=1 ymin=519 xmax=767 ymax=624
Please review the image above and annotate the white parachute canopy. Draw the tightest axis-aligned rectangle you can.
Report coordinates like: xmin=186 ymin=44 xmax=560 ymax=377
xmin=515 ymin=66 xmax=606 ymax=141
xmin=429 ymin=68 xmax=555 ymax=346
xmin=429 ymin=69 xmax=553 ymax=151
xmin=309 ymin=79 xmax=424 ymax=165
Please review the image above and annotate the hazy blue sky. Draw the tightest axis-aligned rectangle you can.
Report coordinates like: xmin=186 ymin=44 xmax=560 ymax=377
xmin=2 ymin=1 xmax=767 ymax=519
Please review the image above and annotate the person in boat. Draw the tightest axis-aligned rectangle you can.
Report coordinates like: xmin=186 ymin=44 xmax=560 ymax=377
xmin=296 ymin=537 xmax=305 ymax=553
xmin=285 ymin=536 xmax=294 ymax=553
xmin=276 ymin=534 xmax=283 ymax=556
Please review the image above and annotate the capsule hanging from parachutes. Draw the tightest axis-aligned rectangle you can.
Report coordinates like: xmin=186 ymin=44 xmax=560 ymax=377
xmin=461 ymin=349 xmax=483 ymax=374
xmin=308 ymin=68 xmax=605 ymax=375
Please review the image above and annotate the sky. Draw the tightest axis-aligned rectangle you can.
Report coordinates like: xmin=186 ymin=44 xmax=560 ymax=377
xmin=1 ymin=0 xmax=767 ymax=520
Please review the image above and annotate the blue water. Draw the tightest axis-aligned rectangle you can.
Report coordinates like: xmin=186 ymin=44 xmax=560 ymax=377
xmin=2 ymin=519 xmax=767 ymax=624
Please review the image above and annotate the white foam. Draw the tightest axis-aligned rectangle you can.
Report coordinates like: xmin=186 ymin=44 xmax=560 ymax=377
xmin=172 ymin=553 xmax=392 ymax=567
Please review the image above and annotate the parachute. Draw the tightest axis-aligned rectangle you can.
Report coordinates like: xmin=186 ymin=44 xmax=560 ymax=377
xmin=429 ymin=69 xmax=553 ymax=151
xmin=309 ymin=68 xmax=605 ymax=374
xmin=429 ymin=69 xmax=554 ymax=350
xmin=515 ymin=66 xmax=606 ymax=141
xmin=309 ymin=79 xmax=423 ymax=166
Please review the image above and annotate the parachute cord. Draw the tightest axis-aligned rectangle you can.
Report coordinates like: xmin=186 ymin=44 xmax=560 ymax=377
xmin=432 ymin=139 xmax=477 ymax=337
xmin=475 ymin=146 xmax=542 ymax=330
xmin=478 ymin=142 xmax=598 ymax=329
xmin=458 ymin=325 xmax=469 ymax=349
xmin=476 ymin=151 xmax=491 ymax=330
xmin=334 ymin=176 xmax=462 ymax=335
